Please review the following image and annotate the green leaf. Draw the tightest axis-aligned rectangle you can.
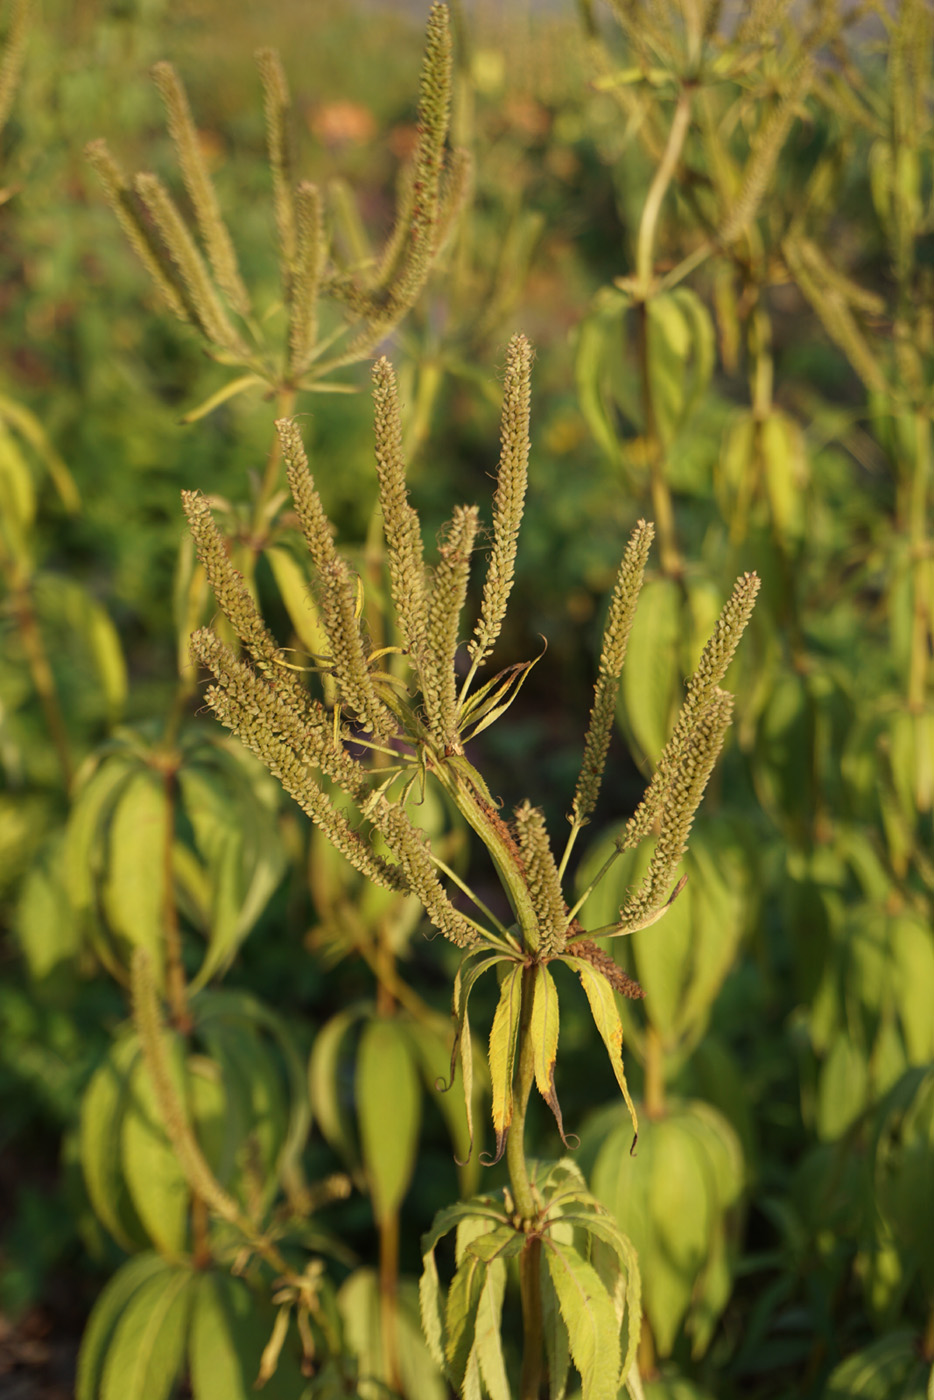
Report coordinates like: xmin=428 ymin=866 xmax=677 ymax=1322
xmin=817 ymin=1035 xmax=868 ymax=1141
xmin=0 ymin=389 xmax=80 ymax=512
xmin=470 ymin=1259 xmax=510 ymax=1400
xmin=445 ymin=1249 xmax=486 ymax=1387
xmin=263 ymin=545 xmax=332 ymax=674
xmin=121 ymin=1030 xmax=190 ymax=1257
xmin=544 ymin=1237 xmax=621 ymax=1400
xmin=195 ymin=987 xmax=312 ymax=1203
xmin=101 ymin=769 xmax=169 ymax=986
xmin=308 ymin=1004 xmax=367 ymax=1174
xmin=467 ymin=1224 xmax=526 ymax=1263
xmin=450 ymin=953 xmax=507 ymax=1167
xmin=553 ymin=1210 xmax=641 ymax=1380
xmin=100 ymin=1264 xmax=194 ymax=1400
xmin=561 ymin=956 xmax=638 ymax=1142
xmin=356 ymin=1015 xmax=421 ymax=1223
xmin=486 ymin=963 xmax=524 ymax=1164
xmin=540 ymin=1252 xmax=572 ymax=1400
xmin=76 ymin=1253 xmax=169 ymax=1400
xmin=179 ymin=373 xmax=266 ymax=423
xmin=403 ymin=1016 xmax=482 ymax=1195
xmin=79 ymin=1032 xmax=148 ymax=1252
xmin=531 ymin=963 xmax=565 ymax=1136
xmin=825 ymin=1330 xmax=931 ymax=1399
xmin=620 ymin=576 xmax=682 ymax=765
xmin=65 ymin=754 xmax=136 ymax=973
xmin=189 ymin=1271 xmax=309 ymax=1400
xmin=14 ymin=833 xmax=81 ymax=986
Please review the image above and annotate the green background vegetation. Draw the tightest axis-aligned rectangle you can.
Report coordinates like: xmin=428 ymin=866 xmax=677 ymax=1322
xmin=2 ymin=0 xmax=934 ymax=1396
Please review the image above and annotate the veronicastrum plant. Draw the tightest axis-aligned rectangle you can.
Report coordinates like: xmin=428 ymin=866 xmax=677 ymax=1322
xmin=183 ymin=329 xmax=758 ymax=1398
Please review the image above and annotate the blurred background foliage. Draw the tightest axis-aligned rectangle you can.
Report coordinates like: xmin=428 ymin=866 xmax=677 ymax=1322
xmin=2 ymin=0 xmax=934 ymax=1397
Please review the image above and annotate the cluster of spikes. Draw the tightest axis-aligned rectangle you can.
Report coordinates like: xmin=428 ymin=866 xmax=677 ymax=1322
xmin=185 ymin=330 xmax=758 ymax=1157
xmin=85 ymin=3 xmax=468 ymax=419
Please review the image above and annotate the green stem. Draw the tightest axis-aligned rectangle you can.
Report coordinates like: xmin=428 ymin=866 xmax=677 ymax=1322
xmin=378 ymin=1211 xmax=402 ymax=1393
xmin=509 ymin=967 xmax=544 ymax=1400
xmin=635 ymin=298 xmax=681 ymax=579
xmin=4 ymin=565 xmax=74 ymax=792
xmin=907 ymin=407 xmax=931 ymax=711
xmin=635 ymin=91 xmax=692 ymax=295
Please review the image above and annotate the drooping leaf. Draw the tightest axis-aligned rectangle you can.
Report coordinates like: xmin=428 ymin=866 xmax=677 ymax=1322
xmin=121 ymin=1030 xmax=191 ymax=1257
xmin=308 ymin=1004 xmax=367 ymax=1175
xmin=76 ymin=1253 xmax=169 ymax=1400
xmin=189 ymin=1270 xmax=309 ymax=1400
xmin=100 ymin=1264 xmax=194 ymax=1400
xmin=356 ymin=1015 xmax=421 ymax=1224
xmin=101 ymin=768 xmax=169 ymax=986
xmin=530 ymin=962 xmax=566 ymax=1139
xmin=486 ymin=962 xmax=524 ymax=1164
xmin=80 ymin=1032 xmax=148 ymax=1252
xmin=562 ymin=956 xmax=638 ymax=1143
xmin=544 ymin=1237 xmax=621 ymax=1400
xmin=469 ymin=1258 xmax=510 ymax=1400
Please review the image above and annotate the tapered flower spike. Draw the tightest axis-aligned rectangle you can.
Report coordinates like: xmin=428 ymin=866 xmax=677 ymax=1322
xmin=390 ymin=0 xmax=453 ymax=309
xmin=183 ymin=487 xmax=321 ymax=730
xmin=256 ymin=48 xmax=296 ymax=278
xmin=288 ymin=182 xmax=326 ymax=379
xmin=191 ymin=627 xmax=408 ymax=893
xmin=572 ymin=519 xmax=654 ymax=829
xmin=134 ymin=171 xmax=249 ymax=357
xmin=427 ymin=505 xmax=479 ymax=746
xmin=275 ymin=418 xmax=396 ymax=738
xmin=0 ymin=0 xmax=32 ymax=140
xmin=151 ymin=61 xmax=252 ymax=318
xmin=719 ymin=53 xmax=814 ymax=244
xmin=514 ymin=801 xmax=568 ymax=955
xmin=617 ymin=688 xmax=734 ymax=931
xmin=624 ymin=570 xmax=759 ymax=850
xmin=468 ymin=333 xmax=532 ymax=667
xmin=370 ymin=359 xmax=434 ymax=687
xmin=85 ymin=140 xmax=190 ymax=323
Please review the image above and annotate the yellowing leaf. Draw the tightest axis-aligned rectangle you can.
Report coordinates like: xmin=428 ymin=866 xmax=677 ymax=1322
xmin=562 ymin=956 xmax=638 ymax=1145
xmin=486 ymin=963 xmax=524 ymax=1164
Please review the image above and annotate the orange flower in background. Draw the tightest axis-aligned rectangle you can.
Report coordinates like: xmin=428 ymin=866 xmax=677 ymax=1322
xmin=307 ymin=99 xmax=376 ymax=150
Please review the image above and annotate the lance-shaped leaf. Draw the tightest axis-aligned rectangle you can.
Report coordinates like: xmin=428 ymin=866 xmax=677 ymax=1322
xmin=356 ymin=1016 xmax=421 ymax=1225
xmin=548 ymin=1208 xmax=642 ymax=1384
xmin=561 ymin=956 xmax=638 ymax=1146
xmin=466 ymin=1257 xmax=510 ymax=1400
xmin=544 ymin=1237 xmax=621 ymax=1400
xmin=485 ymin=962 xmax=524 ymax=1165
xmin=530 ymin=963 xmax=572 ymax=1145
xmin=459 ymin=651 xmax=542 ymax=742
xmin=445 ymin=953 xmax=509 ymax=1165
xmin=445 ymin=1247 xmax=487 ymax=1388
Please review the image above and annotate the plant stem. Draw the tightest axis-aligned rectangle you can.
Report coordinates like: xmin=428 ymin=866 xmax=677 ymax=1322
xmin=635 ymin=90 xmax=692 ymax=295
xmin=4 ymin=566 xmax=74 ymax=792
xmin=635 ymin=298 xmax=681 ymax=579
xmin=378 ymin=1211 xmax=403 ymax=1393
xmin=509 ymin=967 xmax=544 ymax=1399
xmin=907 ymin=406 xmax=931 ymax=712
xmin=156 ymin=752 xmax=192 ymax=1034
xmin=643 ymin=1024 xmax=666 ymax=1118
xmin=519 ymin=1236 xmax=544 ymax=1400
